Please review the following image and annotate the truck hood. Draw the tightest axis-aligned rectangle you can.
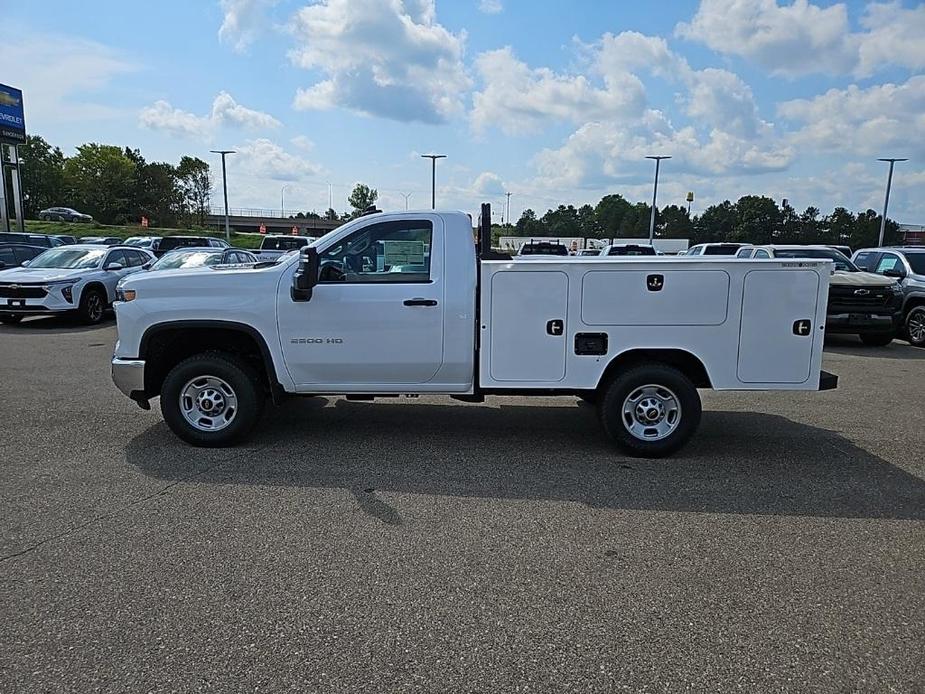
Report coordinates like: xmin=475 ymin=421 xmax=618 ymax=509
xmin=830 ymin=270 xmax=895 ymax=287
xmin=0 ymin=266 xmax=88 ymax=283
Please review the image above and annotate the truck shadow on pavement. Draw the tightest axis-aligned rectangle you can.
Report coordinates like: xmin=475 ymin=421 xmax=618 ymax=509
xmin=823 ymin=335 xmax=925 ymax=360
xmin=125 ymin=399 xmax=925 ymax=523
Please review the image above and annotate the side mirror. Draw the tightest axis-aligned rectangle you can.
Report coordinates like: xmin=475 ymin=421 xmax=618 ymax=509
xmin=105 ymin=262 xmax=124 ymax=271
xmin=291 ymin=246 xmax=319 ymax=302
xmin=883 ymin=267 xmax=906 ymax=279
xmin=21 ymin=260 xmax=30 ymax=267
xmin=142 ymin=261 xmax=154 ymax=270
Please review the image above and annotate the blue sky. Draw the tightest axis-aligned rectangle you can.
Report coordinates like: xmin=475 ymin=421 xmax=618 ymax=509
xmin=2 ymin=0 xmax=924 ymax=223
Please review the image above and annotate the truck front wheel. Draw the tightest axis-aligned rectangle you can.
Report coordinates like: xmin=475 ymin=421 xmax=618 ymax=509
xmin=598 ymin=364 xmax=701 ymax=458
xmin=160 ymin=352 xmax=264 ymax=447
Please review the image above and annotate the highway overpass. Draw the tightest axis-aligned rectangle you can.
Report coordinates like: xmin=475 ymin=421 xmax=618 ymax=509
xmin=206 ymin=208 xmax=342 ymax=235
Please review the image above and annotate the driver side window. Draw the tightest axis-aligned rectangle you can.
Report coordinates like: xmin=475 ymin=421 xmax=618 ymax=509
xmin=318 ymin=220 xmax=433 ymax=283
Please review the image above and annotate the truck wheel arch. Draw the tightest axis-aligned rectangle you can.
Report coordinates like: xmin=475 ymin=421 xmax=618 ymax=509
xmin=139 ymin=320 xmax=283 ymax=402
xmin=596 ymin=348 xmax=713 ymax=392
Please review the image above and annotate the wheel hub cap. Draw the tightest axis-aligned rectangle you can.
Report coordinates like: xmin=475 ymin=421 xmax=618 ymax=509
xmin=180 ymin=376 xmax=238 ymax=432
xmin=909 ymin=310 xmax=925 ymax=342
xmin=622 ymin=384 xmax=682 ymax=441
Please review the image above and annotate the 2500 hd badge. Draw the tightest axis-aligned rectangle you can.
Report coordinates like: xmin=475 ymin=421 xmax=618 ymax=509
xmin=290 ymin=337 xmax=344 ymax=344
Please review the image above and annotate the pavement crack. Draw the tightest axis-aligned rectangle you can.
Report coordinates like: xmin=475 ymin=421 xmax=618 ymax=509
xmin=0 ymin=445 xmax=268 ymax=564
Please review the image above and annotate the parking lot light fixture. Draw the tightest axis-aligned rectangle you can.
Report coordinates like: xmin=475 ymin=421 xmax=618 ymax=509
xmin=210 ymin=149 xmax=236 ymax=242
xmin=646 ymin=156 xmax=671 ymax=244
xmin=877 ymin=158 xmax=908 ymax=247
xmin=421 ymin=154 xmax=446 ymax=209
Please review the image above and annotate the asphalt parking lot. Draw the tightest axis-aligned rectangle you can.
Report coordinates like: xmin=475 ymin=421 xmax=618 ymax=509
xmin=1 ymin=317 xmax=923 ymax=693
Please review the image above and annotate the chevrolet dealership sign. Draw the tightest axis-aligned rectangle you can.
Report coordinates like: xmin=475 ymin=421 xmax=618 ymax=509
xmin=0 ymin=83 xmax=26 ymax=144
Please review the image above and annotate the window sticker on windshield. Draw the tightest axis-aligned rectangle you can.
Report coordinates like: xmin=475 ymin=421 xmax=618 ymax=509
xmin=383 ymin=240 xmax=425 ymax=266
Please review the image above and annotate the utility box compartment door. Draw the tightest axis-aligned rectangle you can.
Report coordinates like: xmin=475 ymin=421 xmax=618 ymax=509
xmin=738 ymin=269 xmax=819 ymax=383
xmin=490 ymin=271 xmax=568 ymax=382
xmin=581 ymin=270 xmax=729 ymax=326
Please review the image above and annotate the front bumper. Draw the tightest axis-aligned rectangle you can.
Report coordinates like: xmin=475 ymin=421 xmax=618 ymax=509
xmin=826 ymin=311 xmax=901 ymax=334
xmin=112 ymin=357 xmax=146 ymax=400
xmin=0 ymin=289 xmax=77 ymax=315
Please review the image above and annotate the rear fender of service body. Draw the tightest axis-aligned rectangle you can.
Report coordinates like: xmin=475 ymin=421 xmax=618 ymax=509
xmin=477 ymin=257 xmax=831 ymax=391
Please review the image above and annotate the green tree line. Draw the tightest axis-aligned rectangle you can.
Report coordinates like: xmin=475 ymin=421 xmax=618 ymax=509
xmin=501 ymin=193 xmax=901 ymax=249
xmin=20 ymin=135 xmax=212 ymax=227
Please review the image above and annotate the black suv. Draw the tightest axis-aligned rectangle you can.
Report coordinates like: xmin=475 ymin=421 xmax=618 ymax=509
xmin=853 ymin=247 xmax=925 ymax=347
xmin=517 ymin=241 xmax=569 ymax=256
xmin=151 ymin=236 xmax=230 ymax=257
xmin=0 ymin=232 xmax=63 ymax=248
xmin=0 ymin=243 xmax=46 ymax=269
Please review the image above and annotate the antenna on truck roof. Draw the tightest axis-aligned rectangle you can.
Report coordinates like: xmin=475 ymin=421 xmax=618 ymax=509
xmin=478 ymin=202 xmax=511 ymax=261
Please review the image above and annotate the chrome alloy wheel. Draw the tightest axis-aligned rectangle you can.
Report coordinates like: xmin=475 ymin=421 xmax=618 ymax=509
xmin=621 ymin=384 xmax=682 ymax=441
xmin=179 ymin=375 xmax=238 ymax=432
xmin=907 ymin=307 xmax=925 ymax=345
xmin=86 ymin=293 xmax=104 ymax=322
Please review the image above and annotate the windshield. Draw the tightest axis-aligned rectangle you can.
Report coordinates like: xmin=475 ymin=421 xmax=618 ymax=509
xmin=28 ymin=247 xmax=106 ymax=269
xmin=773 ymin=248 xmax=857 ymax=271
xmin=151 ymin=250 xmax=222 ymax=270
xmin=608 ymin=246 xmax=656 ymax=256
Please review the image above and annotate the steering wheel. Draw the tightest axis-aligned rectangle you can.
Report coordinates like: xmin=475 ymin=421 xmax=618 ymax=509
xmin=319 ymin=260 xmax=345 ymax=282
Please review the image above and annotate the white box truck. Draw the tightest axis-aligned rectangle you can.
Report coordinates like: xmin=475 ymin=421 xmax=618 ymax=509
xmin=112 ymin=204 xmax=836 ymax=457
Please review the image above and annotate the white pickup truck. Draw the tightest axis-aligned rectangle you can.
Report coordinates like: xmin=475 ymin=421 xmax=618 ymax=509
xmin=112 ymin=205 xmax=837 ymax=457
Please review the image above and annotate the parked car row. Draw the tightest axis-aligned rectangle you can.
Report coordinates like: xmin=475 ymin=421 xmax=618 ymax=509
xmin=0 ymin=243 xmax=260 ymax=325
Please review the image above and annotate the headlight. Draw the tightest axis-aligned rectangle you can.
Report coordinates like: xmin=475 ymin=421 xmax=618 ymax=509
xmin=890 ymin=282 xmax=903 ymax=293
xmin=41 ymin=278 xmax=80 ymax=303
xmin=115 ymin=287 xmax=136 ymax=302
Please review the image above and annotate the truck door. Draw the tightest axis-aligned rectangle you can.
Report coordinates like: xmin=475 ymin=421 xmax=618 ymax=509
xmin=277 ymin=217 xmax=445 ymax=387
xmin=737 ymin=269 xmax=820 ymax=384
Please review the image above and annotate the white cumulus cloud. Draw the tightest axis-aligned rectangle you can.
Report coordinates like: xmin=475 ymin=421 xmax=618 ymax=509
xmin=478 ymin=0 xmax=503 ymax=14
xmin=676 ymin=0 xmax=925 ymax=77
xmin=219 ymin=0 xmax=278 ymax=52
xmin=289 ymin=0 xmax=470 ymax=123
xmin=233 ymin=138 xmax=323 ymax=181
xmin=778 ymin=76 xmax=925 ymax=157
xmin=139 ymin=91 xmax=280 ymax=138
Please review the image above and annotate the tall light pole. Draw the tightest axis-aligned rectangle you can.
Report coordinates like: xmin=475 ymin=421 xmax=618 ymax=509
xmin=280 ymin=184 xmax=292 ymax=217
xmin=646 ymin=155 xmax=670 ymax=243
xmin=877 ymin=158 xmax=907 ymax=246
xmin=210 ymin=149 xmax=235 ymax=242
xmin=401 ymin=192 xmax=413 ymax=210
xmin=505 ymin=191 xmax=512 ymax=226
xmin=421 ymin=154 xmax=446 ymax=209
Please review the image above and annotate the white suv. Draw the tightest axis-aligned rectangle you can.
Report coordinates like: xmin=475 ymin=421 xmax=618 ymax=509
xmin=0 ymin=245 xmax=153 ymax=325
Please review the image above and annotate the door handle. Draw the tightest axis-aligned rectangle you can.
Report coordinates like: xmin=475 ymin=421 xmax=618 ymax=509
xmin=403 ymin=298 xmax=438 ymax=307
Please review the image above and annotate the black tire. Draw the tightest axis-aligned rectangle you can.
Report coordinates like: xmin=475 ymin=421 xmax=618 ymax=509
xmin=160 ymin=352 xmax=264 ymax=447
xmin=905 ymin=306 xmax=925 ymax=348
xmin=859 ymin=333 xmax=894 ymax=347
xmin=598 ymin=364 xmax=702 ymax=458
xmin=39 ymin=214 xmax=48 ymax=221
xmin=77 ymin=287 xmax=106 ymax=324
xmin=0 ymin=314 xmax=23 ymax=324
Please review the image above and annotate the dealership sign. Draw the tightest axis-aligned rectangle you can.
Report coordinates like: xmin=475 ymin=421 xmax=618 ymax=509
xmin=0 ymin=84 xmax=26 ymax=144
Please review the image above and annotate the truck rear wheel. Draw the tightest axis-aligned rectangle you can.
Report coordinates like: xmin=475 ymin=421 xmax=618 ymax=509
xmin=598 ymin=364 xmax=701 ymax=458
xmin=160 ymin=352 xmax=264 ymax=447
